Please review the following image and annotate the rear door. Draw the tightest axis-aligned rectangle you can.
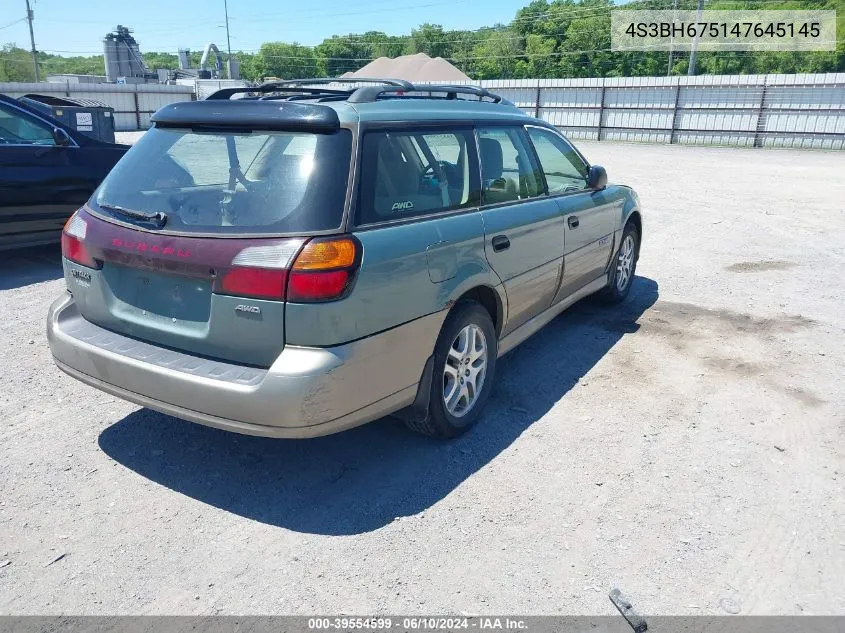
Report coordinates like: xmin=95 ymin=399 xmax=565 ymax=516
xmin=477 ymin=126 xmax=565 ymax=335
xmin=0 ymin=100 xmax=94 ymax=249
xmin=525 ymin=126 xmax=618 ymax=301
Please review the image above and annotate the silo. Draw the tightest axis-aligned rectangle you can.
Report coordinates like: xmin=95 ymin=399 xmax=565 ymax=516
xmin=103 ymin=36 xmax=120 ymax=82
xmin=102 ymin=26 xmax=153 ymax=81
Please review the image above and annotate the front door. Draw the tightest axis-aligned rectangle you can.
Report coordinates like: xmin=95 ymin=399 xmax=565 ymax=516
xmin=525 ymin=126 xmax=618 ymax=302
xmin=477 ymin=126 xmax=565 ymax=335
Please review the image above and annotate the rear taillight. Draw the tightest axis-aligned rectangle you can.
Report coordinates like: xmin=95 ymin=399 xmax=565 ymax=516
xmin=220 ymin=267 xmax=288 ymax=300
xmin=287 ymin=237 xmax=359 ymax=303
xmin=217 ymin=237 xmax=360 ymax=303
xmin=61 ymin=212 xmax=101 ymax=269
xmin=288 ymin=269 xmax=349 ymax=302
xmin=215 ymin=241 xmax=304 ymax=301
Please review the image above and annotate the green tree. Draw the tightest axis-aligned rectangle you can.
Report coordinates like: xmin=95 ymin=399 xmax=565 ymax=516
xmin=251 ymin=42 xmax=318 ymax=79
xmin=407 ymin=24 xmax=452 ymax=59
xmin=0 ymin=44 xmax=38 ymax=82
xmin=470 ymin=28 xmax=524 ymax=79
xmin=315 ymin=36 xmax=371 ymax=77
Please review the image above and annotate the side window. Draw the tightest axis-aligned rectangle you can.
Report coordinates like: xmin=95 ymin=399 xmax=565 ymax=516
xmin=0 ymin=104 xmax=56 ymax=146
xmin=357 ymin=128 xmax=479 ymax=225
xmin=477 ymin=126 xmax=543 ymax=205
xmin=527 ymin=127 xmax=589 ymax=194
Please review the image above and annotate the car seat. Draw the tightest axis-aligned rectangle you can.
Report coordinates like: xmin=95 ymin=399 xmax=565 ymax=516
xmin=479 ymin=137 xmax=518 ymax=204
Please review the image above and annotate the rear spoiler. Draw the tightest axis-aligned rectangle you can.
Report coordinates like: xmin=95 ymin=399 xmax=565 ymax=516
xmin=150 ymin=100 xmax=340 ymax=132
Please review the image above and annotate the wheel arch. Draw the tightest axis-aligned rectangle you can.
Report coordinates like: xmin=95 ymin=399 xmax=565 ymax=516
xmin=625 ymin=210 xmax=642 ymax=243
xmin=450 ymin=284 xmax=505 ymax=338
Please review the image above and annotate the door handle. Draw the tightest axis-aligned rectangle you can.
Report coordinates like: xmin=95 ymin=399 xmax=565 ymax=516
xmin=567 ymin=216 xmax=580 ymax=229
xmin=491 ymin=235 xmax=510 ymax=252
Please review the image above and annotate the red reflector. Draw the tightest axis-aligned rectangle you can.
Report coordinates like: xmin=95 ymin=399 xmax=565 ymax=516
xmin=61 ymin=232 xmax=100 ymax=269
xmin=220 ymin=267 xmax=287 ymax=300
xmin=287 ymin=270 xmax=350 ymax=302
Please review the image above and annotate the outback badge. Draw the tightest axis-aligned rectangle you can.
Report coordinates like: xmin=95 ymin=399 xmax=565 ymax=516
xmin=71 ymin=268 xmax=92 ymax=285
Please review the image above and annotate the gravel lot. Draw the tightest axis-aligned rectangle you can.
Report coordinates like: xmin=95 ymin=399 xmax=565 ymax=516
xmin=1 ymin=140 xmax=844 ymax=616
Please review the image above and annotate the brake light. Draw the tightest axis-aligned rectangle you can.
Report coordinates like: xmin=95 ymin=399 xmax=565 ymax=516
xmin=215 ymin=240 xmax=304 ymax=301
xmin=287 ymin=237 xmax=359 ymax=303
xmin=220 ymin=267 xmax=287 ymax=300
xmin=61 ymin=212 xmax=101 ymax=269
xmin=288 ymin=270 xmax=349 ymax=301
xmin=219 ymin=237 xmax=360 ymax=303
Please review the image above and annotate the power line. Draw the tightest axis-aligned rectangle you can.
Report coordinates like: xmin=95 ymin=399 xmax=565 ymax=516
xmin=0 ymin=17 xmax=27 ymax=30
xmin=29 ymin=41 xmax=841 ymax=63
xmin=37 ymin=0 xmax=816 ymax=54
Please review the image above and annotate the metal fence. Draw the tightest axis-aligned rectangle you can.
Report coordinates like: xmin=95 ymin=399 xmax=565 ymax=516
xmin=464 ymin=73 xmax=845 ymax=150
xmin=0 ymin=81 xmax=195 ymax=131
xmin=3 ymin=73 xmax=843 ymax=148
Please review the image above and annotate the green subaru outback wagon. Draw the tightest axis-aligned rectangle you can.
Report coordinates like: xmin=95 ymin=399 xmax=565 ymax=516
xmin=47 ymin=79 xmax=642 ymax=439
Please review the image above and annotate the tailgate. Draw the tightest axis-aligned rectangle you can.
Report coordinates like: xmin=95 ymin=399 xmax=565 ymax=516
xmin=64 ymin=208 xmax=292 ymax=367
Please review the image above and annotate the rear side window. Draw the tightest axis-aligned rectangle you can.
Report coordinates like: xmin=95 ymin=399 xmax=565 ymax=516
xmin=93 ymin=127 xmax=352 ymax=235
xmin=356 ymin=129 xmax=479 ymax=225
xmin=477 ymin=127 xmax=543 ymax=205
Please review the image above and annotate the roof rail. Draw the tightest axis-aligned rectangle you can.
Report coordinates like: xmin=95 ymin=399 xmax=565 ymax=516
xmin=205 ymin=78 xmax=511 ymax=106
xmin=206 ymin=78 xmax=413 ymax=100
xmin=348 ymin=82 xmax=508 ymax=104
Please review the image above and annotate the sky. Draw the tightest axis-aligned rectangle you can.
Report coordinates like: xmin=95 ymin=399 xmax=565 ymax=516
xmin=1 ymin=0 xmax=532 ymax=57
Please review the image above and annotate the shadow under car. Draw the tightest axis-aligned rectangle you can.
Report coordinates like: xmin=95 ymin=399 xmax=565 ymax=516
xmin=98 ymin=276 xmax=659 ymax=535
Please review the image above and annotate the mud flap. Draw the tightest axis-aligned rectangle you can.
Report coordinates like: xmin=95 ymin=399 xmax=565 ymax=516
xmin=393 ymin=355 xmax=434 ymax=425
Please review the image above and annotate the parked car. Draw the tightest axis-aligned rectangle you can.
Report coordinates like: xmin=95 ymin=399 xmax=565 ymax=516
xmin=46 ymin=79 xmax=642 ymax=439
xmin=0 ymin=93 xmax=128 ymax=251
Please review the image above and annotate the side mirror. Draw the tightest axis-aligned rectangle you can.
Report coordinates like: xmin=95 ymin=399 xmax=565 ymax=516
xmin=52 ymin=127 xmax=72 ymax=147
xmin=587 ymin=164 xmax=607 ymax=190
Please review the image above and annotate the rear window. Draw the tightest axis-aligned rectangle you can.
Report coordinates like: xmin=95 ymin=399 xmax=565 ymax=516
xmin=356 ymin=128 xmax=479 ymax=225
xmin=92 ymin=126 xmax=352 ymax=235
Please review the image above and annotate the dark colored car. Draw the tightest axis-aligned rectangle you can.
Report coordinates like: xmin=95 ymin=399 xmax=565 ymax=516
xmin=0 ymin=93 xmax=129 ymax=251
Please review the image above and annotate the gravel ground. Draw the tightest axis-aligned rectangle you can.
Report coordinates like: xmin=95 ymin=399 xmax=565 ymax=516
xmin=1 ymin=140 xmax=844 ymax=616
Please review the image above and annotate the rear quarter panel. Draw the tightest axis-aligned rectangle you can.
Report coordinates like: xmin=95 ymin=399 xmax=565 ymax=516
xmin=284 ymin=212 xmax=505 ymax=347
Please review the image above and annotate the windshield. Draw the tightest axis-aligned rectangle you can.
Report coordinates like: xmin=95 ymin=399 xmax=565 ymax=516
xmin=92 ymin=126 xmax=352 ymax=235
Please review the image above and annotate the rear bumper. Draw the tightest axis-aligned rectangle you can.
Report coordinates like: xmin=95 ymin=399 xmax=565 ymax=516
xmin=47 ymin=293 xmax=445 ymax=438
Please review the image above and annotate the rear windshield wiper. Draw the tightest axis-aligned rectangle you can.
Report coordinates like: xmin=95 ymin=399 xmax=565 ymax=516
xmin=97 ymin=202 xmax=168 ymax=227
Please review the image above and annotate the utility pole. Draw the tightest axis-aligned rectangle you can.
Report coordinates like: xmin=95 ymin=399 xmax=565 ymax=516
xmin=667 ymin=0 xmax=678 ymax=75
xmin=687 ymin=0 xmax=705 ymax=76
xmin=223 ymin=0 xmax=233 ymax=78
xmin=25 ymin=0 xmax=40 ymax=82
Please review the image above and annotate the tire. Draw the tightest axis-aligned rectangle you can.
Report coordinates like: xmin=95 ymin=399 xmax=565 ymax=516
xmin=405 ymin=301 xmax=498 ymax=438
xmin=600 ymin=222 xmax=639 ymax=303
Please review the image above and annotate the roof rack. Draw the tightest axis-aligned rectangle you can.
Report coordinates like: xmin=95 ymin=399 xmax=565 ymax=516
xmin=206 ymin=78 xmax=510 ymax=106
xmin=206 ymin=78 xmax=412 ymax=100
xmin=347 ymin=83 xmax=507 ymax=104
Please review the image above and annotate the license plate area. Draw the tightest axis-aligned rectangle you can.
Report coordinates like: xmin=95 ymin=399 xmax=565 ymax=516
xmin=104 ymin=264 xmax=212 ymax=325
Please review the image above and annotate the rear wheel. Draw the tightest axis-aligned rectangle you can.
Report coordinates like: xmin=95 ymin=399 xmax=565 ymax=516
xmin=600 ymin=222 xmax=639 ymax=303
xmin=404 ymin=302 xmax=497 ymax=438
